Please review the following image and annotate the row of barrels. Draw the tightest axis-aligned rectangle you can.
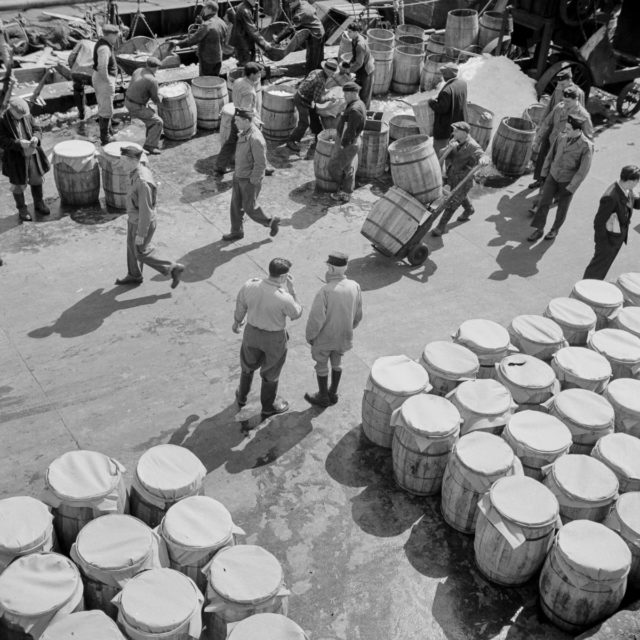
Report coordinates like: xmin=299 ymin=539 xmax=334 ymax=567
xmin=0 ymin=444 xmax=308 ymax=640
xmin=359 ymin=276 xmax=640 ymax=633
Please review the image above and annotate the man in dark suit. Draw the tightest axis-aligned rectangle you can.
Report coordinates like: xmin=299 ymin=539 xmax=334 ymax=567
xmin=429 ymin=63 xmax=468 ymax=154
xmin=583 ymin=165 xmax=640 ymax=280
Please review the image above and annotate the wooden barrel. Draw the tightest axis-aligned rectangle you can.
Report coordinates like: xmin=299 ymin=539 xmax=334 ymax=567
xmin=551 ymin=346 xmax=612 ymax=394
xmin=502 ymin=411 xmax=572 ymax=480
xmin=420 ymin=53 xmax=454 ymax=91
xmin=368 ymin=28 xmax=394 ymax=49
xmin=474 ymin=476 xmax=559 ymax=585
xmin=539 ymin=521 xmax=630 ymax=633
xmin=261 ymin=84 xmax=297 ymax=141
xmin=508 ymin=314 xmax=566 ymax=362
xmin=441 ymin=431 xmax=523 ymax=534
xmin=617 ymin=272 xmax=640 ymax=306
xmin=101 ymin=141 xmax=143 ymax=210
xmin=41 ymin=611 xmax=125 ymax=640
xmin=362 ymin=355 xmax=431 ymax=448
xmin=496 ymin=354 xmax=558 ymax=408
xmin=338 ymin=31 xmax=352 ymax=61
xmin=391 ymin=45 xmax=422 ymax=94
xmin=391 ymin=394 xmax=461 ymax=495
xmin=113 ymin=569 xmax=203 ymax=640
xmin=130 ymin=444 xmax=206 ymax=528
xmin=453 ymin=319 xmax=511 ymax=379
xmin=425 ymin=32 xmax=446 ymax=55
xmin=491 ymin=116 xmax=536 ymax=176
xmin=571 ymin=280 xmax=624 ymax=330
xmin=478 ymin=11 xmax=513 ymax=49
xmin=313 ymin=129 xmax=358 ymax=192
xmin=605 ymin=492 xmax=640 ymax=589
xmin=396 ymin=23 xmax=424 ymax=39
xmin=396 ymin=34 xmax=423 ymax=53
xmin=466 ymin=102 xmax=494 ymax=151
xmin=371 ymin=44 xmax=394 ymax=95
xmin=191 ymin=76 xmax=228 ymax=131
xmin=0 ymin=553 xmax=84 ymax=640
xmin=228 ymin=614 xmax=308 ymax=640
xmin=389 ymin=134 xmax=442 ymax=204
xmin=589 ymin=328 xmax=640 ymax=379
xmin=226 ymin=68 xmax=244 ymax=100
xmin=522 ymin=102 xmax=546 ymax=128
xmin=219 ymin=102 xmax=235 ymax=146
xmin=412 ymin=100 xmax=434 ymax=137
xmin=388 ymin=114 xmax=420 ymax=140
xmin=445 ymin=9 xmax=479 ymax=52
xmin=160 ymin=496 xmax=244 ymax=593
xmin=71 ymin=514 xmax=160 ymax=620
xmin=604 ymin=378 xmax=640 ymax=437
xmin=158 ymin=82 xmax=197 ymax=141
xmin=544 ymin=297 xmax=597 ymax=346
xmin=52 ymin=140 xmax=100 ymax=206
xmin=542 ymin=454 xmax=618 ymax=523
xmin=419 ymin=341 xmax=479 ymax=396
xmin=612 ymin=306 xmax=640 ymax=339
xmin=357 ymin=122 xmax=389 ymax=180
xmin=204 ymin=546 xmax=288 ymax=640
xmin=591 ymin=433 xmax=640 ymax=493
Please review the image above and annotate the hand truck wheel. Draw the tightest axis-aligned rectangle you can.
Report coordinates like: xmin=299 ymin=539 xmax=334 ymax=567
xmin=406 ymin=244 xmax=429 ymax=266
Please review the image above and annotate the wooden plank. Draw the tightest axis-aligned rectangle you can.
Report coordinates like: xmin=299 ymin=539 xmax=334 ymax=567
xmin=36 ymin=47 xmax=53 ymax=66
xmin=41 ymin=11 xmax=89 ymax=25
xmin=326 ymin=15 xmax=355 ymax=46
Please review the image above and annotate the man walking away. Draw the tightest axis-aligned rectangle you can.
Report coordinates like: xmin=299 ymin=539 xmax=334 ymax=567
xmin=233 ymin=258 xmax=303 ymax=418
xmin=429 ymin=64 xmax=468 ymax=154
xmin=305 ymin=252 xmax=362 ymax=407
xmin=230 ymin=0 xmax=275 ymax=65
xmin=92 ymin=24 xmax=120 ymax=146
xmin=344 ymin=24 xmax=374 ymax=108
xmin=68 ymin=39 xmax=95 ymax=120
xmin=584 ymin=165 xmax=640 ymax=280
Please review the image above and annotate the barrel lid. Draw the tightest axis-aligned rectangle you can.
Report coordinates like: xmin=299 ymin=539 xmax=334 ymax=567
xmin=0 ymin=553 xmax=80 ymax=616
xmin=605 ymin=378 xmax=640 ymax=414
xmin=510 ymin=314 xmax=564 ymax=345
xmin=454 ymin=319 xmax=510 ymax=354
xmin=506 ymin=411 xmax=572 ymax=454
xmin=490 ymin=476 xmax=558 ymax=526
xmin=228 ymin=614 xmax=307 ymax=640
xmin=103 ymin=140 xmax=143 ymax=159
xmin=617 ymin=272 xmax=640 ymax=296
xmin=497 ymin=354 xmax=556 ymax=389
xmin=589 ymin=328 xmax=640 ymax=363
xmin=455 ymin=431 xmax=514 ymax=475
xmin=46 ymin=450 xmax=122 ymax=501
xmin=453 ymin=379 xmax=512 ymax=416
xmin=421 ymin=341 xmax=479 ymax=377
xmin=53 ymin=139 xmax=96 ymax=158
xmin=615 ymin=492 xmax=640 ymax=533
xmin=545 ymin=297 xmax=596 ymax=329
xmin=551 ymin=454 xmax=619 ymax=501
xmin=158 ymin=82 xmax=188 ymax=98
xmin=0 ymin=496 xmax=52 ymax=553
xmin=552 ymin=388 xmax=615 ymax=428
xmin=556 ymin=520 xmax=631 ymax=580
xmin=208 ymin=545 xmax=283 ymax=604
xmin=397 ymin=394 xmax=461 ymax=437
xmin=553 ymin=346 xmax=612 ymax=381
xmin=75 ymin=514 xmax=154 ymax=570
xmin=192 ymin=75 xmax=226 ymax=88
xmin=41 ymin=610 xmax=125 ymax=640
xmin=572 ymin=279 xmax=624 ymax=308
xmin=594 ymin=433 xmax=640 ymax=481
xmin=615 ymin=307 xmax=640 ymax=337
xmin=162 ymin=496 xmax=233 ymax=548
xmin=136 ymin=444 xmax=206 ymax=499
xmin=120 ymin=569 xmax=199 ymax=633
xmin=370 ymin=355 xmax=430 ymax=395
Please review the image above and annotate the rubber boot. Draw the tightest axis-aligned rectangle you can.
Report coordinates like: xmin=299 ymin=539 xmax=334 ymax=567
xmin=328 ymin=369 xmax=342 ymax=405
xmin=31 ymin=185 xmax=50 ymax=215
xmin=304 ymin=375 xmax=330 ymax=407
xmin=99 ymin=117 xmax=113 ymax=145
xmin=235 ymin=371 xmax=254 ymax=407
xmin=13 ymin=192 xmax=31 ymax=221
xmin=74 ymin=91 xmax=86 ymax=120
xmin=260 ymin=379 xmax=289 ymax=418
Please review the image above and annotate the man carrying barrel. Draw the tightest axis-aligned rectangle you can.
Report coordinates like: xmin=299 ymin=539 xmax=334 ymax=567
xmin=429 ymin=63 xmax=468 ymax=154
xmin=343 ymin=24 xmax=374 ymax=109
xmin=125 ymin=57 xmax=164 ymax=155
xmin=229 ymin=0 xmax=276 ymax=65
xmin=92 ymin=24 xmax=120 ymax=146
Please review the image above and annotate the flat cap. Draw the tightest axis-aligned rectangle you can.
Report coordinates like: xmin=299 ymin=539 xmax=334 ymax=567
xmin=451 ymin=121 xmax=470 ymax=132
xmin=145 ymin=56 xmax=161 ymax=68
xmin=203 ymin=0 xmax=218 ymax=11
xmin=327 ymin=252 xmax=349 ymax=267
xmin=342 ymin=81 xmax=361 ymax=92
xmin=441 ymin=63 xmax=458 ymax=77
xmin=234 ymin=108 xmax=253 ymax=119
xmin=120 ymin=145 xmax=144 ymax=158
xmin=567 ymin=113 xmax=587 ymax=129
xmin=102 ymin=23 xmax=120 ymax=34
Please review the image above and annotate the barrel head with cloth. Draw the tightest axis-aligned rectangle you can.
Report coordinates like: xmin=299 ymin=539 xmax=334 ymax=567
xmin=591 ymin=432 xmax=640 ymax=493
xmin=508 ymin=314 xmax=567 ymax=362
xmin=52 ymin=140 xmax=100 ymax=207
xmin=570 ymin=279 xmax=624 ymax=330
xmin=616 ymin=272 xmax=640 ymax=306
xmin=419 ymin=341 xmax=479 ymax=396
xmin=605 ymin=492 xmax=640 ymax=589
xmin=551 ymin=346 xmax=612 ymax=394
xmin=612 ymin=305 xmax=640 ymax=339
xmin=41 ymin=610 xmax=125 ymax=640
xmin=588 ymin=328 xmax=640 ymax=380
xmin=228 ymin=613 xmax=309 ymax=640
xmin=604 ymin=378 xmax=640 ymax=437
xmin=495 ymin=354 xmax=559 ymax=408
xmin=452 ymin=319 xmax=511 ymax=379
xmin=543 ymin=297 xmax=596 ymax=346
xmin=100 ymin=141 xmax=144 ymax=210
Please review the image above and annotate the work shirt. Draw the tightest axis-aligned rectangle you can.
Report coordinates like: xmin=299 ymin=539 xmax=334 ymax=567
xmin=291 ymin=1 xmax=324 ymax=38
xmin=594 ymin=182 xmax=640 ymax=241
xmin=234 ymin=277 xmax=302 ymax=331
xmin=127 ymin=164 xmax=157 ymax=237
xmin=537 ymin=100 xmax=593 ymax=146
xmin=296 ymin=69 xmax=329 ymax=107
xmin=234 ymin=124 xmax=266 ymax=183
xmin=445 ymin=136 xmax=483 ymax=183
xmin=126 ymin=67 xmax=160 ymax=105
xmin=230 ymin=1 xmax=267 ymax=49
xmin=348 ymin=34 xmax=375 ymax=75
xmin=181 ymin=16 xmax=228 ymax=65
xmin=543 ymin=132 xmax=593 ymax=193
xmin=232 ymin=76 xmax=260 ymax=116
xmin=543 ymin=80 xmax=585 ymax=119
xmin=68 ymin=40 xmax=95 ymax=75
xmin=93 ymin=38 xmax=116 ymax=76
xmin=305 ymin=275 xmax=362 ymax=351
xmin=337 ymin=98 xmax=366 ymax=147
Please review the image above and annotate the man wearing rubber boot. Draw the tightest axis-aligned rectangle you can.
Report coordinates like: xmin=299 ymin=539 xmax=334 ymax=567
xmin=232 ymin=258 xmax=303 ymax=419
xmin=304 ymin=252 xmax=362 ymax=407
xmin=68 ymin=39 xmax=95 ymax=120
xmin=92 ymin=24 xmax=120 ymax=146
xmin=0 ymin=97 xmax=51 ymax=222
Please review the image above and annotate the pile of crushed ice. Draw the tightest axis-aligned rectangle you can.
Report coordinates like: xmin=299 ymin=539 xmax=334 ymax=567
xmin=159 ymin=83 xmax=186 ymax=98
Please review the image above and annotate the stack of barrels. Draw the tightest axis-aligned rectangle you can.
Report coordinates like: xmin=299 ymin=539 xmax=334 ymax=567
xmin=360 ymin=273 xmax=640 ymax=633
xmin=0 ymin=443 xmax=309 ymax=639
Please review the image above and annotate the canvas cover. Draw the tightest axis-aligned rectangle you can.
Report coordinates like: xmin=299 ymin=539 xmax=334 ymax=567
xmin=572 ymin=279 xmax=624 ymax=310
xmin=544 ymin=297 xmax=597 ymax=330
xmin=453 ymin=319 xmax=511 ymax=364
xmin=605 ymin=378 xmax=640 ymax=434
xmin=589 ymin=329 xmax=640 ymax=366
xmin=551 ymin=346 xmax=611 ymax=387
xmin=448 ymin=379 xmax=515 ymax=433
xmin=605 ymin=492 xmax=640 ymax=548
xmin=592 ymin=433 xmax=640 ymax=485
xmin=616 ymin=272 xmax=640 ymax=305
xmin=547 ymin=454 xmax=619 ymax=503
xmin=613 ymin=306 xmax=640 ymax=338
xmin=508 ymin=314 xmax=566 ymax=357
xmin=41 ymin=610 xmax=125 ymax=640
xmin=228 ymin=613 xmax=309 ymax=640
xmin=504 ymin=411 xmax=572 ymax=456
xmin=455 ymin=432 xmax=515 ymax=477
xmin=369 ymin=355 xmax=430 ymax=395
xmin=420 ymin=341 xmax=479 ymax=380
xmin=52 ymin=140 xmax=97 ymax=172
xmin=551 ymin=388 xmax=615 ymax=431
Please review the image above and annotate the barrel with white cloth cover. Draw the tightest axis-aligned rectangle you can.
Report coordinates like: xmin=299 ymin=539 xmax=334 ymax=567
xmin=604 ymin=378 xmax=640 ymax=437
xmin=551 ymin=346 xmax=612 ymax=394
xmin=588 ymin=328 xmax=640 ymax=379
xmin=419 ymin=341 xmax=479 ymax=395
xmin=0 ymin=497 xmax=56 ymax=572
xmin=100 ymin=141 xmax=144 ymax=210
xmin=544 ymin=297 xmax=597 ymax=346
xmin=539 ymin=520 xmax=631 ymax=633
xmin=452 ymin=319 xmax=511 ymax=379
xmin=391 ymin=394 xmax=461 ymax=495
xmin=159 ymin=496 xmax=245 ymax=593
xmin=112 ymin=568 xmax=203 ymax=640
xmin=612 ymin=306 xmax=640 ymax=339
xmin=228 ymin=613 xmax=309 ymax=640
xmin=542 ymin=454 xmax=618 ymax=523
xmin=570 ymin=279 xmax=623 ymax=330
xmin=440 ymin=431 xmax=523 ymax=533
xmin=41 ymin=610 xmax=125 ymax=640
xmin=502 ymin=411 xmax=572 ymax=480
xmin=495 ymin=354 xmax=559 ymax=407
xmin=0 ymin=553 xmax=84 ymax=640
xmin=204 ymin=545 xmax=289 ymax=640
xmin=70 ymin=514 xmax=166 ymax=619
xmin=508 ymin=315 xmax=567 ymax=361
xmin=362 ymin=355 xmax=431 ymax=448
xmin=604 ymin=492 xmax=640 ymax=589
xmin=40 ymin=450 xmax=127 ymax=555
xmin=616 ymin=272 xmax=640 ymax=306
xmin=549 ymin=388 xmax=615 ymax=454
xmin=591 ymin=433 xmax=640 ymax=493
xmin=52 ymin=140 xmax=100 ymax=206
xmin=130 ymin=444 xmax=207 ymax=528
xmin=447 ymin=379 xmax=515 ymax=436
xmin=474 ymin=476 xmax=559 ymax=585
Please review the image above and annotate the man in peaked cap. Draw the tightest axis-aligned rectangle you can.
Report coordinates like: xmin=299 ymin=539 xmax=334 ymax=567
xmin=304 ymin=252 xmax=363 ymax=407
xmin=541 ymin=66 xmax=585 ymax=122
xmin=428 ymin=63 xmax=468 ymax=153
